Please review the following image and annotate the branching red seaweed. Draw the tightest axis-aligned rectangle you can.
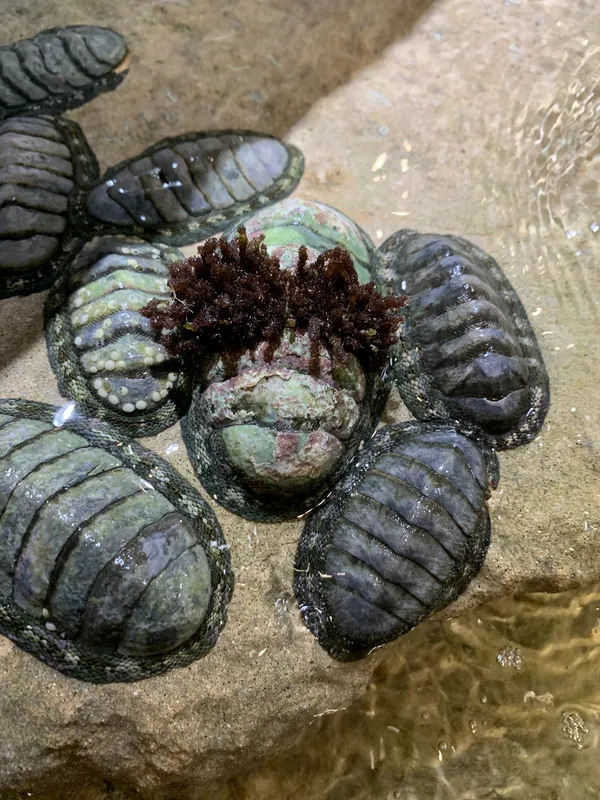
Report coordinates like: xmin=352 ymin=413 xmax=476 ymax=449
xmin=141 ymin=226 xmax=406 ymax=377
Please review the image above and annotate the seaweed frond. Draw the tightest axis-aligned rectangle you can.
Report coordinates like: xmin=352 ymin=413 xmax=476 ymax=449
xmin=141 ymin=227 xmax=289 ymax=372
xmin=141 ymin=226 xmax=406 ymax=377
xmin=289 ymin=245 xmax=406 ymax=375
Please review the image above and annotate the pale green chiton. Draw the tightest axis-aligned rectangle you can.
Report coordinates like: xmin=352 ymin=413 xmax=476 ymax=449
xmin=45 ymin=234 xmax=190 ymax=436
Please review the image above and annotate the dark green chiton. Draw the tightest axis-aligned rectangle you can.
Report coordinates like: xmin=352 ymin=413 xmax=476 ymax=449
xmin=180 ymin=199 xmax=392 ymax=522
xmin=84 ymin=131 xmax=305 ymax=246
xmin=0 ymin=26 xmax=129 ymax=121
xmin=0 ymin=115 xmax=99 ymax=298
xmin=375 ymin=231 xmax=550 ymax=449
xmin=294 ymin=421 xmax=499 ymax=661
xmin=45 ymin=235 xmax=190 ymax=437
xmin=0 ymin=398 xmax=232 ymax=683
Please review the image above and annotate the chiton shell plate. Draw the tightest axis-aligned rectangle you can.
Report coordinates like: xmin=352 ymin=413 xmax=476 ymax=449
xmin=225 ymin=197 xmax=376 ymax=282
xmin=0 ymin=115 xmax=99 ymax=298
xmin=84 ymin=131 xmax=305 ymax=246
xmin=0 ymin=398 xmax=232 ymax=683
xmin=0 ymin=26 xmax=129 ymax=122
xmin=45 ymin=235 xmax=190 ymax=437
xmin=294 ymin=421 xmax=499 ymax=661
xmin=375 ymin=231 xmax=550 ymax=449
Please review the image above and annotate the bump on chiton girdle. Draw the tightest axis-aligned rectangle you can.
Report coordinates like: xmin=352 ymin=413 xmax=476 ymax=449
xmin=293 ymin=420 xmax=499 ymax=661
xmin=0 ymin=26 xmax=130 ymax=122
xmin=0 ymin=115 xmax=99 ymax=298
xmin=375 ymin=230 xmax=550 ymax=449
xmin=83 ymin=130 xmax=305 ymax=247
xmin=0 ymin=398 xmax=232 ymax=683
xmin=44 ymin=235 xmax=192 ymax=438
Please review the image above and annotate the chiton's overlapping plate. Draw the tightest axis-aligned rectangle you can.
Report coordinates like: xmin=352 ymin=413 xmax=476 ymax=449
xmin=45 ymin=235 xmax=190 ymax=436
xmin=233 ymin=197 xmax=376 ymax=280
xmin=84 ymin=131 xmax=305 ymax=246
xmin=0 ymin=26 xmax=129 ymax=121
xmin=294 ymin=421 xmax=499 ymax=661
xmin=0 ymin=115 xmax=99 ymax=298
xmin=376 ymin=231 xmax=550 ymax=449
xmin=0 ymin=398 xmax=232 ymax=683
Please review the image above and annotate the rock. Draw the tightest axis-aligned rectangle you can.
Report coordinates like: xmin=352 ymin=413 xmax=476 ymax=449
xmin=0 ymin=0 xmax=598 ymax=796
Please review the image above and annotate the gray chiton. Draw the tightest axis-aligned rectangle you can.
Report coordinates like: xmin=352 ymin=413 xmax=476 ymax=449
xmin=0 ymin=26 xmax=129 ymax=121
xmin=84 ymin=130 xmax=305 ymax=246
xmin=376 ymin=231 xmax=550 ymax=449
xmin=0 ymin=114 xmax=99 ymax=298
xmin=45 ymin=235 xmax=190 ymax=437
xmin=0 ymin=398 xmax=232 ymax=683
xmin=293 ymin=421 xmax=499 ymax=661
xmin=181 ymin=199 xmax=390 ymax=523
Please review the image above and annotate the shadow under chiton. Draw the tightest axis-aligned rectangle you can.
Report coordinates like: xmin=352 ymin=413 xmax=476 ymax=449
xmin=0 ymin=398 xmax=232 ymax=683
xmin=45 ymin=235 xmax=190 ymax=437
xmin=84 ymin=131 xmax=305 ymax=246
xmin=375 ymin=231 xmax=550 ymax=449
xmin=293 ymin=421 xmax=499 ymax=661
xmin=0 ymin=114 xmax=99 ymax=298
xmin=0 ymin=26 xmax=130 ymax=122
xmin=179 ymin=199 xmax=397 ymax=522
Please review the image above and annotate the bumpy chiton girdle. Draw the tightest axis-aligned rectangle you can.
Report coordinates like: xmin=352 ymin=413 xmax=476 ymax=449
xmin=83 ymin=130 xmax=305 ymax=246
xmin=45 ymin=235 xmax=191 ymax=437
xmin=0 ymin=398 xmax=233 ymax=683
xmin=375 ymin=230 xmax=550 ymax=449
xmin=0 ymin=114 xmax=99 ymax=298
xmin=294 ymin=421 xmax=499 ymax=661
xmin=0 ymin=26 xmax=130 ymax=121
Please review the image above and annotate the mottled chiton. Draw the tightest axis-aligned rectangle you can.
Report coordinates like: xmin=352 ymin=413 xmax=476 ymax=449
xmin=0 ymin=26 xmax=129 ymax=121
xmin=183 ymin=335 xmax=389 ymax=522
xmin=181 ymin=199 xmax=391 ymax=522
xmin=293 ymin=421 xmax=499 ymax=661
xmin=0 ymin=398 xmax=232 ymax=683
xmin=0 ymin=114 xmax=99 ymax=298
xmin=45 ymin=235 xmax=190 ymax=436
xmin=84 ymin=131 xmax=305 ymax=246
xmin=376 ymin=231 xmax=550 ymax=449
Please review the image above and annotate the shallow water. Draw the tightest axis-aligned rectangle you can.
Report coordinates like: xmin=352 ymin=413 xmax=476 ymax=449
xmin=0 ymin=0 xmax=599 ymax=797
xmin=203 ymin=585 xmax=600 ymax=800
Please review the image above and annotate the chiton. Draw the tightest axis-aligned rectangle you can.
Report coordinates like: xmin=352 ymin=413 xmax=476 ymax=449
xmin=0 ymin=26 xmax=129 ymax=121
xmin=84 ymin=131 xmax=305 ymax=246
xmin=293 ymin=421 xmax=499 ymax=661
xmin=180 ymin=199 xmax=393 ymax=522
xmin=45 ymin=235 xmax=190 ymax=437
xmin=0 ymin=114 xmax=99 ymax=298
xmin=0 ymin=398 xmax=232 ymax=683
xmin=376 ymin=231 xmax=550 ymax=449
